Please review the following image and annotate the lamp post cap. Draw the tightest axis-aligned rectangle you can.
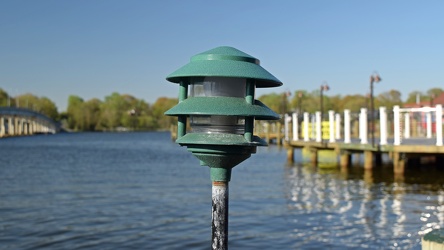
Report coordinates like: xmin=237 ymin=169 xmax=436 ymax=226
xmin=166 ymin=46 xmax=282 ymax=88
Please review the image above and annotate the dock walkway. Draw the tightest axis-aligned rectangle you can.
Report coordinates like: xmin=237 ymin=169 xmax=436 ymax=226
xmin=262 ymin=105 xmax=444 ymax=174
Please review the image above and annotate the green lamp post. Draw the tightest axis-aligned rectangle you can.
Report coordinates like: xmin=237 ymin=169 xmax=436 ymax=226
xmin=165 ymin=46 xmax=282 ymax=250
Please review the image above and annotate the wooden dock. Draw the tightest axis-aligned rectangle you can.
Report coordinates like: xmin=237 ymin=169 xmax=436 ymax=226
xmin=280 ymin=105 xmax=444 ymax=174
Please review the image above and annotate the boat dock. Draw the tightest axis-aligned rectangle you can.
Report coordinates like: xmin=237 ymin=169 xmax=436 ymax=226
xmin=259 ymin=105 xmax=444 ymax=174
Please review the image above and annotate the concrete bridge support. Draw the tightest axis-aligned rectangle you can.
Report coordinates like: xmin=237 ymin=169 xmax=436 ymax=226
xmin=8 ymin=117 xmax=14 ymax=136
xmin=0 ymin=117 xmax=4 ymax=137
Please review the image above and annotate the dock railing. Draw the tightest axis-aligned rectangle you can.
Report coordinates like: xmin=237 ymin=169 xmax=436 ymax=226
xmin=280 ymin=104 xmax=443 ymax=146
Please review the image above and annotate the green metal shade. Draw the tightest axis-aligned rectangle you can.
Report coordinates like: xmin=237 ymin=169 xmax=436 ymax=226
xmin=165 ymin=96 xmax=280 ymax=120
xmin=176 ymin=133 xmax=267 ymax=147
xmin=166 ymin=46 xmax=282 ymax=88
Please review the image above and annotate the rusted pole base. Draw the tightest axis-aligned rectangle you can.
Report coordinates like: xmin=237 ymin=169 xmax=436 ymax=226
xmin=212 ymin=181 xmax=228 ymax=250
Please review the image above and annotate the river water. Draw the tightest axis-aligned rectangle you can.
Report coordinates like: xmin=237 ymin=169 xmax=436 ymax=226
xmin=0 ymin=132 xmax=443 ymax=249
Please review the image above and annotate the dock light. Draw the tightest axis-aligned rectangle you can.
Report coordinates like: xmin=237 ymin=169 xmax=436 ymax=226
xmin=370 ymin=72 xmax=381 ymax=147
xmin=165 ymin=46 xmax=282 ymax=250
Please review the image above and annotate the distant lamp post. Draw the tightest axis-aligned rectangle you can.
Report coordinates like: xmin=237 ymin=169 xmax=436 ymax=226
xmin=282 ymin=90 xmax=291 ymax=114
xmin=297 ymin=91 xmax=303 ymax=114
xmin=320 ymin=83 xmax=329 ymax=140
xmin=165 ymin=46 xmax=282 ymax=250
xmin=430 ymin=93 xmax=436 ymax=107
xmin=370 ymin=73 xmax=382 ymax=147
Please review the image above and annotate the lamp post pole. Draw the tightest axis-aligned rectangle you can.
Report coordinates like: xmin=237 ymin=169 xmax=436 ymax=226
xmin=298 ymin=91 xmax=303 ymax=114
xmin=320 ymin=83 xmax=329 ymax=141
xmin=370 ymin=73 xmax=381 ymax=147
xmin=430 ymin=94 xmax=435 ymax=107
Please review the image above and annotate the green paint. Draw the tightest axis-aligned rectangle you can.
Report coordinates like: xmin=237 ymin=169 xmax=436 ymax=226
xmin=165 ymin=97 xmax=279 ymax=120
xmin=210 ymin=167 xmax=232 ymax=182
xmin=165 ymin=46 xmax=282 ymax=182
xmin=166 ymin=46 xmax=282 ymax=88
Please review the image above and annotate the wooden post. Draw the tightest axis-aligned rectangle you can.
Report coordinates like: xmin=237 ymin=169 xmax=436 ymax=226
xmin=287 ymin=147 xmax=294 ymax=163
xmin=364 ymin=150 xmax=374 ymax=169
xmin=393 ymin=152 xmax=405 ymax=174
xmin=339 ymin=150 xmax=351 ymax=169
xmin=344 ymin=109 xmax=351 ymax=143
xmin=308 ymin=147 xmax=318 ymax=166
xmin=277 ymin=122 xmax=282 ymax=145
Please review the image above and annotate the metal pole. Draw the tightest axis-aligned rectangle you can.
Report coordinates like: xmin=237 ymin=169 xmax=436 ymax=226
xmin=370 ymin=80 xmax=375 ymax=147
xmin=320 ymin=89 xmax=323 ymax=141
xmin=212 ymin=181 xmax=228 ymax=250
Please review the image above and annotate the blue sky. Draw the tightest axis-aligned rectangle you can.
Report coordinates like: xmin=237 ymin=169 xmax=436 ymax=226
xmin=1 ymin=1 xmax=443 ymax=111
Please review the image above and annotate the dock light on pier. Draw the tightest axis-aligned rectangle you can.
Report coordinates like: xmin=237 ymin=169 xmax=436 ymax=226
xmin=370 ymin=73 xmax=381 ymax=147
xmin=165 ymin=46 xmax=282 ymax=249
xmin=320 ymin=83 xmax=329 ymax=141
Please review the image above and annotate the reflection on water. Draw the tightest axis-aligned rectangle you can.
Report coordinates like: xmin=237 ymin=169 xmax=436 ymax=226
xmin=1 ymin=133 xmax=444 ymax=249
xmin=284 ymin=163 xmax=444 ymax=249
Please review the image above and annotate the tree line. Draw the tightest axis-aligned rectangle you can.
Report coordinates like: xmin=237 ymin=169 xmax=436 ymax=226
xmin=259 ymin=87 xmax=444 ymax=115
xmin=0 ymin=87 xmax=442 ymax=131
xmin=0 ymin=88 xmax=177 ymax=131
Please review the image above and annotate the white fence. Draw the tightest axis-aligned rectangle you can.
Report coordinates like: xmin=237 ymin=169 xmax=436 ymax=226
xmin=284 ymin=105 xmax=443 ymax=146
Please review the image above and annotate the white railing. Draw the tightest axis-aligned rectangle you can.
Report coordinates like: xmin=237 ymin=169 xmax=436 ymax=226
xmin=283 ymin=104 xmax=444 ymax=146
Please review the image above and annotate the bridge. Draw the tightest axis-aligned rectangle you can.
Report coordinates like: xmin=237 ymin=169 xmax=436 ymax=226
xmin=0 ymin=107 xmax=59 ymax=138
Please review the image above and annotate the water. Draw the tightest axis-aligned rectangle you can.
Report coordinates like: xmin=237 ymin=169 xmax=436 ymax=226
xmin=0 ymin=132 xmax=443 ymax=249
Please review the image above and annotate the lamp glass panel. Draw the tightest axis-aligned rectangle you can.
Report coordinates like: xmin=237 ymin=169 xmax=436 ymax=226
xmin=190 ymin=77 xmax=246 ymax=134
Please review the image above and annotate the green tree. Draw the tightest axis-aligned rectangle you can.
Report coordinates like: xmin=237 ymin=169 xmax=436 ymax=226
xmin=15 ymin=94 xmax=59 ymax=120
xmin=39 ymin=97 xmax=59 ymax=120
xmin=100 ymin=92 xmax=128 ymax=130
xmin=67 ymin=95 xmax=85 ymax=131
xmin=0 ymin=88 xmax=11 ymax=106
xmin=339 ymin=94 xmax=368 ymax=113
xmin=258 ymin=93 xmax=286 ymax=114
xmin=151 ymin=97 xmax=178 ymax=130
xmin=405 ymin=91 xmax=425 ymax=104
xmin=377 ymin=90 xmax=402 ymax=111
xmin=427 ymin=88 xmax=444 ymax=103
xmin=84 ymin=98 xmax=102 ymax=131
